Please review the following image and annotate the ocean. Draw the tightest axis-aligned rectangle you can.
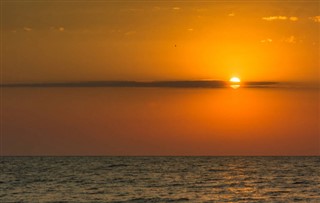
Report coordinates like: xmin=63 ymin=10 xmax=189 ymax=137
xmin=2 ymin=87 xmax=319 ymax=156
xmin=1 ymin=156 xmax=319 ymax=202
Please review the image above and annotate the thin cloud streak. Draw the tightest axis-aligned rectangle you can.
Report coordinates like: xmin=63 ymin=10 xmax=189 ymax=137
xmin=1 ymin=80 xmax=280 ymax=89
xmin=261 ymin=38 xmax=272 ymax=43
xmin=23 ymin=27 xmax=32 ymax=31
xmin=309 ymin=16 xmax=320 ymax=22
xmin=283 ymin=35 xmax=297 ymax=43
xmin=262 ymin=16 xmax=298 ymax=21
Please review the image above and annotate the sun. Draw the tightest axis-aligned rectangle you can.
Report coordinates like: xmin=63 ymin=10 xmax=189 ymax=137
xmin=229 ymin=77 xmax=241 ymax=89
xmin=230 ymin=77 xmax=241 ymax=83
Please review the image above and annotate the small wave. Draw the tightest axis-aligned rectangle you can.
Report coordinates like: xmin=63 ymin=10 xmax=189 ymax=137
xmin=2 ymin=157 xmax=320 ymax=202
xmin=168 ymin=183 xmax=185 ymax=187
xmin=108 ymin=164 xmax=129 ymax=168
xmin=124 ymin=197 xmax=189 ymax=202
xmin=84 ymin=190 xmax=105 ymax=195
xmin=207 ymin=169 xmax=226 ymax=172
xmin=87 ymin=187 xmax=99 ymax=190
xmin=293 ymin=181 xmax=309 ymax=185
xmin=264 ymin=190 xmax=291 ymax=196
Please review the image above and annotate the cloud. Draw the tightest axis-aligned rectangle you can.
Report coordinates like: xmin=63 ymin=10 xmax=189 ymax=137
xmin=124 ymin=30 xmax=136 ymax=36
xmin=121 ymin=8 xmax=144 ymax=12
xmin=260 ymin=36 xmax=299 ymax=44
xmin=110 ymin=29 xmax=121 ymax=33
xmin=262 ymin=16 xmax=287 ymax=21
xmin=279 ymin=16 xmax=288 ymax=20
xmin=309 ymin=16 xmax=320 ymax=22
xmin=195 ymin=8 xmax=207 ymax=12
xmin=283 ymin=35 xmax=296 ymax=43
xmin=261 ymin=38 xmax=272 ymax=43
xmin=228 ymin=13 xmax=235 ymax=17
xmin=289 ymin=17 xmax=298 ymax=21
xmin=23 ymin=27 xmax=32 ymax=31
xmin=1 ymin=80 xmax=279 ymax=88
xmin=172 ymin=7 xmax=181 ymax=10
xmin=262 ymin=16 xmax=298 ymax=21
xmin=50 ymin=26 xmax=65 ymax=32
xmin=187 ymin=28 xmax=194 ymax=32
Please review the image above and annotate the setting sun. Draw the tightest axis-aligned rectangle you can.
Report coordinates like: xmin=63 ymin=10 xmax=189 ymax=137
xmin=230 ymin=77 xmax=241 ymax=83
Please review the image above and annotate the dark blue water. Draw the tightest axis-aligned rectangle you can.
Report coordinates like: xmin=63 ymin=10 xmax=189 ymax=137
xmin=1 ymin=157 xmax=319 ymax=202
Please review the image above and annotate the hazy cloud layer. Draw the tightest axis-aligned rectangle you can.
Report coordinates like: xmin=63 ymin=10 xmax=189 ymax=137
xmin=124 ymin=30 xmax=137 ymax=36
xmin=283 ymin=36 xmax=297 ymax=44
xmin=261 ymin=38 xmax=272 ymax=43
xmin=289 ymin=17 xmax=298 ymax=21
xmin=50 ymin=26 xmax=65 ymax=32
xmin=262 ymin=16 xmax=298 ymax=21
xmin=23 ymin=27 xmax=32 ymax=31
xmin=309 ymin=16 xmax=320 ymax=22
xmin=1 ymin=80 xmax=280 ymax=88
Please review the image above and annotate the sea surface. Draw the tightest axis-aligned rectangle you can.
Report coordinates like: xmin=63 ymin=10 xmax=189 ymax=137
xmin=1 ymin=156 xmax=320 ymax=202
xmin=2 ymin=87 xmax=319 ymax=156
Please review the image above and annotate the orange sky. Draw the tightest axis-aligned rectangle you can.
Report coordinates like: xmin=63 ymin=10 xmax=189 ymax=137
xmin=2 ymin=1 xmax=320 ymax=83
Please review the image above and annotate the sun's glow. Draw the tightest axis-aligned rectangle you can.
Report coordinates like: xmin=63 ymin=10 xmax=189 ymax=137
xmin=230 ymin=77 xmax=241 ymax=83
xmin=230 ymin=84 xmax=240 ymax=89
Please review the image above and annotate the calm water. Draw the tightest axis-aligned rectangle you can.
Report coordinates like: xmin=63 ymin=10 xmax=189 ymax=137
xmin=2 ymin=87 xmax=319 ymax=156
xmin=1 ymin=157 xmax=320 ymax=202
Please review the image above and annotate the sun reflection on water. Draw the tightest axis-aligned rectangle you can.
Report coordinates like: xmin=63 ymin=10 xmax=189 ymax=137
xmin=230 ymin=84 xmax=240 ymax=89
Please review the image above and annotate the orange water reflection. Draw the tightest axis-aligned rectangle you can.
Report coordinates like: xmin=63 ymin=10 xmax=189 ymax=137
xmin=2 ymin=87 xmax=319 ymax=155
xmin=230 ymin=84 xmax=240 ymax=89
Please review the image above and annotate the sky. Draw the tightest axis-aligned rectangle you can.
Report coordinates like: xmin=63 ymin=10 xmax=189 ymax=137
xmin=2 ymin=0 xmax=320 ymax=83
xmin=1 ymin=1 xmax=320 ymax=156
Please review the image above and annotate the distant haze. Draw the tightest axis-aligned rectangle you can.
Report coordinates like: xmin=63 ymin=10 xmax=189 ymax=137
xmin=2 ymin=1 xmax=319 ymax=83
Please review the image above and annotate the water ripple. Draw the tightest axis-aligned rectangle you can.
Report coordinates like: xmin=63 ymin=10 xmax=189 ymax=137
xmin=1 ymin=157 xmax=319 ymax=202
